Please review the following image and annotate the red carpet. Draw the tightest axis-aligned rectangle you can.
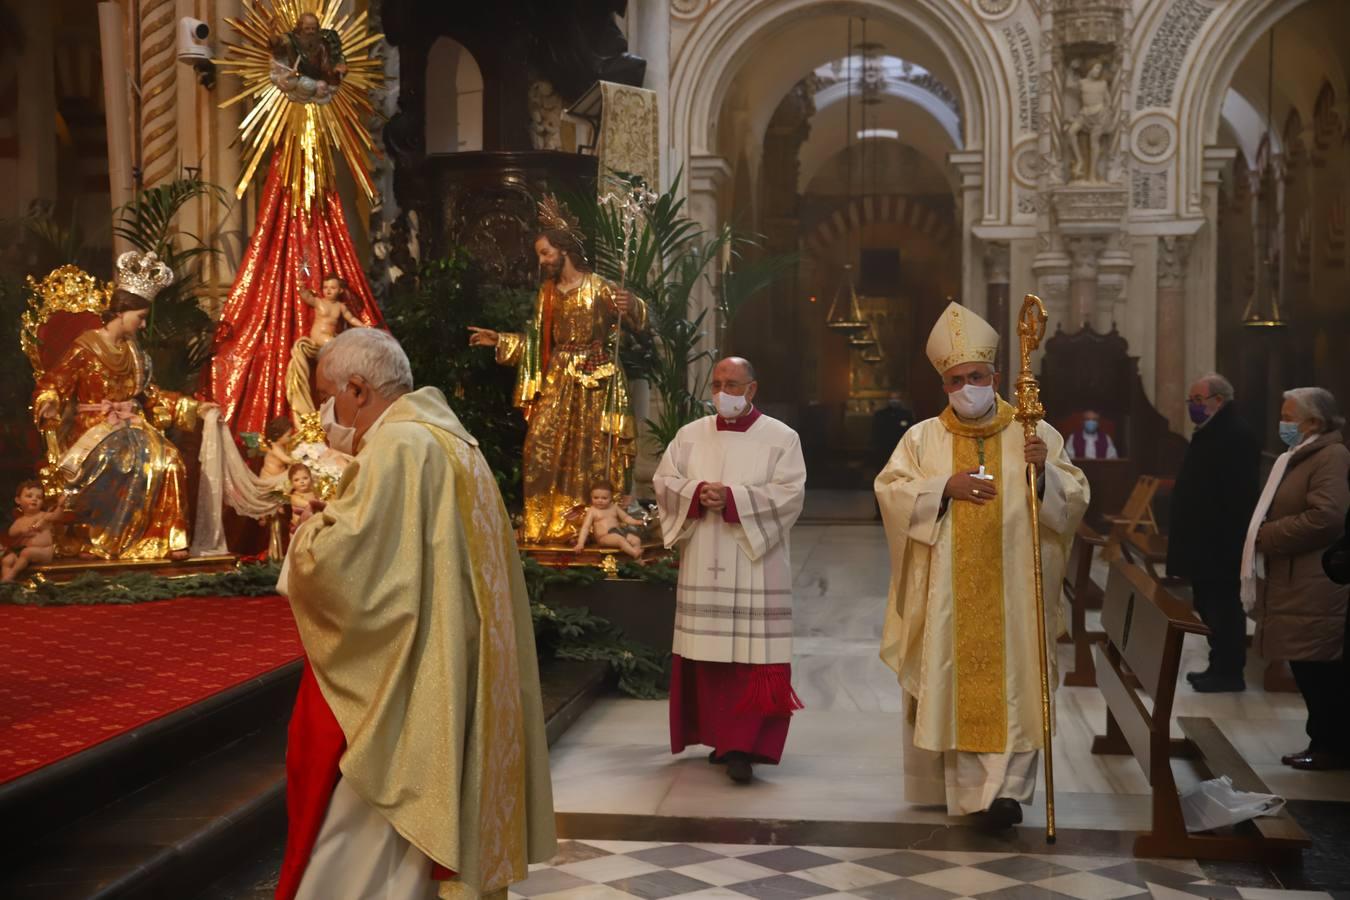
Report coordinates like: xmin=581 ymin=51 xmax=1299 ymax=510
xmin=0 ymin=595 xmax=302 ymax=785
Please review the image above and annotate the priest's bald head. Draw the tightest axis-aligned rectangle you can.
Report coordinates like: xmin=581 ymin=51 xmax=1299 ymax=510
xmin=926 ymin=302 xmax=1001 ymax=418
xmin=712 ymin=357 xmax=758 ymax=419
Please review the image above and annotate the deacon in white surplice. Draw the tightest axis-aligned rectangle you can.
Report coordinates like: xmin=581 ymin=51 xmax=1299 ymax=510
xmin=875 ymin=303 xmax=1089 ymax=833
xmin=654 ymin=357 xmax=807 ymax=784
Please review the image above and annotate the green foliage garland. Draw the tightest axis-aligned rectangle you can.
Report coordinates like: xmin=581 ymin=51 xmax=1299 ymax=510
xmin=522 ymin=554 xmax=672 ymax=699
xmin=0 ymin=563 xmax=282 ymax=606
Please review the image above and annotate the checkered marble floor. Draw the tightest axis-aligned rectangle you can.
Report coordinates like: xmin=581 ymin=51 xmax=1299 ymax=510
xmin=511 ymin=841 xmax=1333 ymax=900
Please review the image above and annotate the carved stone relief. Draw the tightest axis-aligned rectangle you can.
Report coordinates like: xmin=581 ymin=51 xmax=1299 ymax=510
xmin=1131 ymin=114 xmax=1176 ymax=164
xmin=1156 ymin=235 xmax=1193 ymax=289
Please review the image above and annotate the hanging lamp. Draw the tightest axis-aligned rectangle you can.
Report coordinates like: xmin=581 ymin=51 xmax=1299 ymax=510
xmin=1242 ymin=25 xmax=1287 ymax=329
xmin=826 ymin=18 xmax=869 ymax=335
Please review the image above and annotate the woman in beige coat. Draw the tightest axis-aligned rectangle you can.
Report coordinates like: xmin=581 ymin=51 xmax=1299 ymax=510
xmin=1251 ymin=387 xmax=1350 ymax=771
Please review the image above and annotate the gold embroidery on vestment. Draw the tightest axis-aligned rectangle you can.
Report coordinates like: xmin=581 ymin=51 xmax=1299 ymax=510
xmin=946 ymin=401 xmax=1012 ymax=752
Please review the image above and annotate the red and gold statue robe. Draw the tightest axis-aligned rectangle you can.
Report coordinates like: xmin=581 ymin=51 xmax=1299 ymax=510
xmin=495 ymin=273 xmax=647 ymax=545
xmin=32 ymin=330 xmax=199 ymax=560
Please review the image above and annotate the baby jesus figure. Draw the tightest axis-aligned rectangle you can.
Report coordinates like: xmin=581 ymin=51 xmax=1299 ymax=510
xmin=289 ymin=463 xmax=320 ymax=531
xmin=574 ymin=480 xmax=644 ymax=559
xmin=2 ymin=480 xmax=66 ymax=583
xmin=300 ymin=275 xmax=365 ymax=347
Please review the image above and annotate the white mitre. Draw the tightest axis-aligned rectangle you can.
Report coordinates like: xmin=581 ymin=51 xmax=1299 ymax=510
xmin=925 ymin=301 xmax=999 ymax=374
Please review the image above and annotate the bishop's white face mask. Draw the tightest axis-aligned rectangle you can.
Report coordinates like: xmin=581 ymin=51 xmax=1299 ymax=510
xmin=949 ymin=383 xmax=996 ymax=420
xmin=712 ymin=391 xmax=749 ymax=419
xmin=319 ymin=395 xmax=357 ymax=455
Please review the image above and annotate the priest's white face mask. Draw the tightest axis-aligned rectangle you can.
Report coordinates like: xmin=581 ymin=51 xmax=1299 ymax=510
xmin=942 ymin=363 xmax=999 ymax=419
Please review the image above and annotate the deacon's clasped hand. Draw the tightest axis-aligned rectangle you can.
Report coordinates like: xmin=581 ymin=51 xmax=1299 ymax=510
xmin=945 ymin=469 xmax=997 ymax=505
xmin=1024 ymin=435 xmax=1048 ymax=471
xmin=699 ymin=482 xmax=727 ymax=512
xmin=292 ymin=499 xmax=327 ymax=532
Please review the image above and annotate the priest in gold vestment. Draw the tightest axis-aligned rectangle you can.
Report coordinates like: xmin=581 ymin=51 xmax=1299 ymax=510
xmin=470 ymin=224 xmax=646 ymax=545
xmin=278 ymin=329 xmax=555 ymax=899
xmin=32 ymin=252 xmax=213 ymax=560
xmin=874 ymin=303 xmax=1088 ymax=832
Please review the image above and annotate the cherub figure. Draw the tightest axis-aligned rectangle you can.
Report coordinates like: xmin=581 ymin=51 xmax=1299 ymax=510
xmin=260 ymin=416 xmax=298 ymax=479
xmin=301 ymin=275 xmax=365 ymax=347
xmin=289 ymin=463 xmax=320 ymax=531
xmin=2 ymin=480 xmax=66 ymax=583
xmin=574 ymin=480 xmax=644 ymax=559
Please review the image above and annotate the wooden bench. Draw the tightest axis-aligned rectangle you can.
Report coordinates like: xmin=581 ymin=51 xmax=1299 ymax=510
xmin=1062 ymin=522 xmax=1108 ymax=686
xmin=1061 ymin=475 xmax=1162 ymax=688
xmin=1090 ymin=556 xmax=1309 ymax=863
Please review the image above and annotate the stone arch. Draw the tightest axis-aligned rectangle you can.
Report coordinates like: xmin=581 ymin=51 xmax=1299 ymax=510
xmin=1173 ymin=0 xmax=1349 ymax=216
xmin=669 ymin=0 xmax=1009 ymax=221
xmin=802 ymin=195 xmax=957 ymax=260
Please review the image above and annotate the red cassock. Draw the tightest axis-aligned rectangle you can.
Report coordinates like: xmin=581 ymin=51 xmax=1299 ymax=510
xmin=207 ymin=155 xmax=385 ymax=436
xmin=276 ymin=661 xmax=455 ymax=900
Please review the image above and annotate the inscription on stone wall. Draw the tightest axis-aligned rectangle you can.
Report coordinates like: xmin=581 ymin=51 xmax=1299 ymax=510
xmin=1132 ymin=169 xmax=1169 ymax=209
xmin=1002 ymin=21 xmax=1040 ymax=133
xmin=1136 ymin=0 xmax=1215 ymax=110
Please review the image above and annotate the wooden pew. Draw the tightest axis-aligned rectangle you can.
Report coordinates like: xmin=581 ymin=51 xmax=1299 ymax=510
xmin=1090 ymin=557 xmax=1309 ymax=863
xmin=1061 ymin=475 xmax=1162 ymax=687
xmin=1062 ymin=522 xmax=1108 ymax=686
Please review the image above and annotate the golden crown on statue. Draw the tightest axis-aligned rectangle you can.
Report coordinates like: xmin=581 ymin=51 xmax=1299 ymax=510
xmin=114 ymin=250 xmax=176 ymax=302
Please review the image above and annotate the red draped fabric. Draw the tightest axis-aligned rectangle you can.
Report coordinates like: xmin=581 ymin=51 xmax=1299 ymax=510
xmin=207 ymin=155 xmax=384 ymax=435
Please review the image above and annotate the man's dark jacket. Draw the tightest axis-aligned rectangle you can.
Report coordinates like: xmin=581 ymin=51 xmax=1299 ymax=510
xmin=1166 ymin=403 xmax=1262 ymax=581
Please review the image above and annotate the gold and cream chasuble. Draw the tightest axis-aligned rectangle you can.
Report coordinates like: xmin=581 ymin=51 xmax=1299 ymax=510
xmin=284 ymin=388 xmax=556 ymax=899
xmin=875 ymin=399 xmax=1088 ymax=814
xmin=654 ymin=414 xmax=807 ymax=665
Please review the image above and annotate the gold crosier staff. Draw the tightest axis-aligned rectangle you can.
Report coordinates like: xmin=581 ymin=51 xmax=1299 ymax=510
xmin=1013 ymin=293 xmax=1056 ymax=844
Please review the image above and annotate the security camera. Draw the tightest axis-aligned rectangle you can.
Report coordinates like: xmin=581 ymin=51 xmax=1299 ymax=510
xmin=177 ymin=18 xmax=211 ymax=61
xmin=177 ymin=18 xmax=216 ymax=88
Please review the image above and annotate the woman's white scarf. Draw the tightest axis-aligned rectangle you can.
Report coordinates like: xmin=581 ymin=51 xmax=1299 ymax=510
xmin=1240 ymin=434 xmax=1315 ymax=612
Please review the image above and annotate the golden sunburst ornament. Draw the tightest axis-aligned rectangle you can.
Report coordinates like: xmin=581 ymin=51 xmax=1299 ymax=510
xmin=217 ymin=0 xmax=384 ymax=210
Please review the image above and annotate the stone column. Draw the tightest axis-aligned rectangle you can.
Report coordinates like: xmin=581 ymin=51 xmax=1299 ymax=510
xmin=138 ymin=0 xmax=180 ymax=187
xmin=688 ymin=154 xmax=732 ymax=360
xmin=1156 ymin=235 xmax=1193 ymax=433
xmin=631 ymin=0 xmax=671 ymax=187
xmin=950 ymin=151 xmax=985 ymax=311
xmin=983 ymin=240 xmax=1012 ymax=388
xmin=1065 ymin=235 xmax=1105 ymax=330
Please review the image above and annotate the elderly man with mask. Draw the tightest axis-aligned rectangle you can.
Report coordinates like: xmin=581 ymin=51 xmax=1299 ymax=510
xmin=874 ymin=303 xmax=1089 ymax=833
xmin=1166 ymin=372 xmax=1261 ymax=693
xmin=654 ymin=356 xmax=808 ymax=784
xmin=276 ymin=328 xmax=556 ymax=900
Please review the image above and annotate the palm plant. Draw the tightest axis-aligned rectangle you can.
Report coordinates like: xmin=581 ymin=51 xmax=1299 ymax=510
xmin=567 ymin=172 xmax=796 ymax=451
xmin=113 ymin=175 xmax=230 ymax=392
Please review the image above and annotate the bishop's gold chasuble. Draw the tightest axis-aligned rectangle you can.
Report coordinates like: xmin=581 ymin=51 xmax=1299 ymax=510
xmin=876 ymin=398 xmax=1089 ymax=755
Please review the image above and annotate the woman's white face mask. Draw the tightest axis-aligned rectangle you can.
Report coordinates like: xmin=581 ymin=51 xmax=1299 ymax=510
xmin=949 ymin=383 xmax=996 ymax=419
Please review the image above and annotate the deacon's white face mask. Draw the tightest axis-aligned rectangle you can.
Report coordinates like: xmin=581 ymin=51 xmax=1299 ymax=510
xmin=712 ymin=391 xmax=749 ymax=419
xmin=319 ymin=395 xmax=357 ymax=455
xmin=948 ymin=383 xmax=996 ymax=419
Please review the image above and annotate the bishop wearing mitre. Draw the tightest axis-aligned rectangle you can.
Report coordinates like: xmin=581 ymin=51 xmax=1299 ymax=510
xmin=874 ymin=302 xmax=1088 ymax=832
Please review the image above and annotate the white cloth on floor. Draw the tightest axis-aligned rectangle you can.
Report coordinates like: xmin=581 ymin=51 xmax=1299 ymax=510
xmin=295 ymin=778 xmax=438 ymax=900
xmin=901 ymin=697 xmax=1039 ymax=816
